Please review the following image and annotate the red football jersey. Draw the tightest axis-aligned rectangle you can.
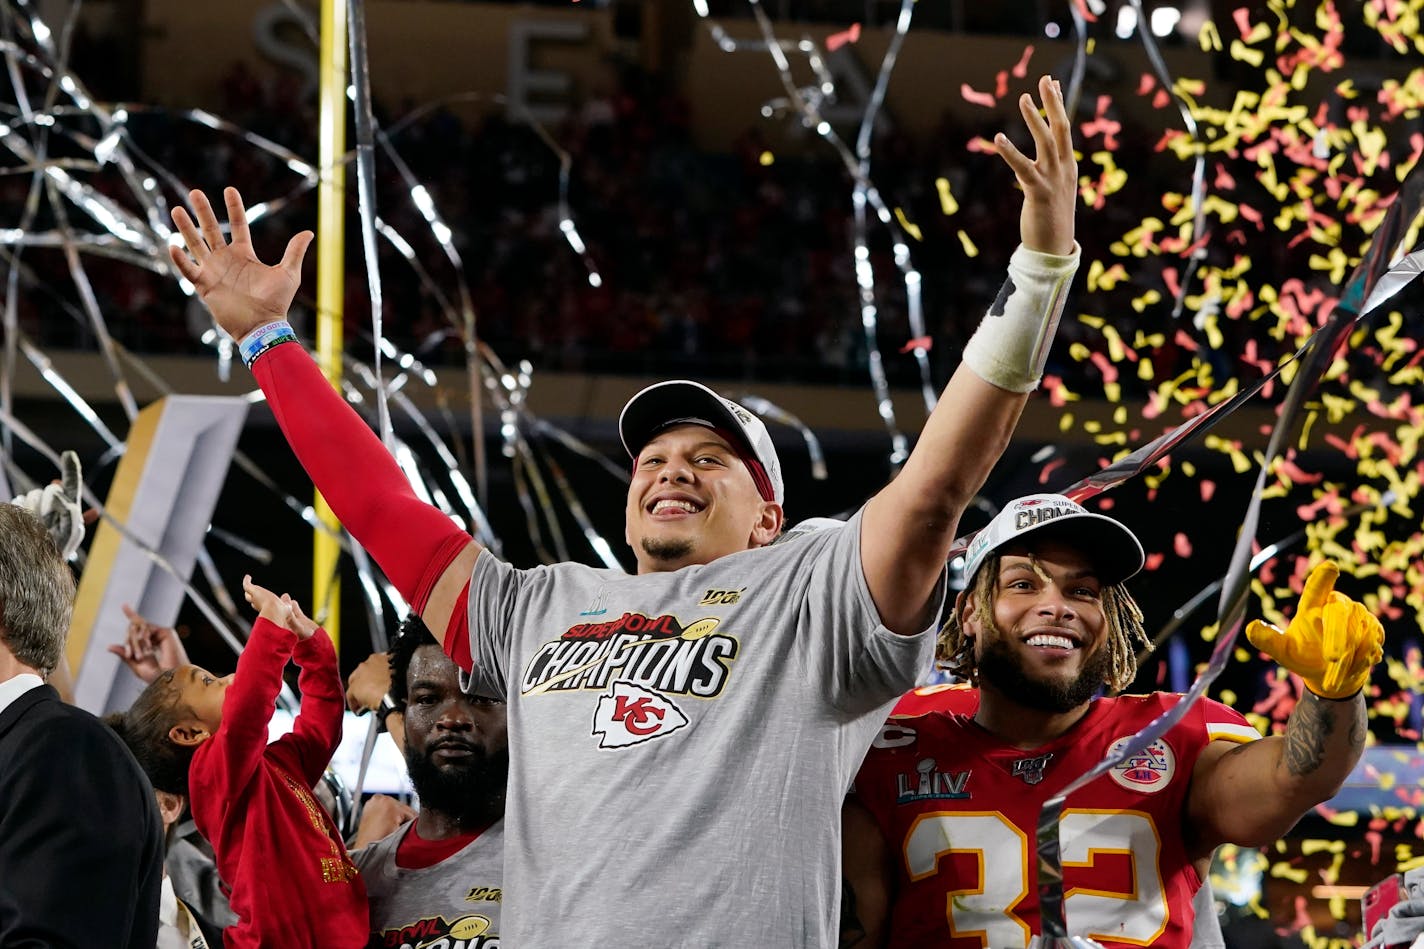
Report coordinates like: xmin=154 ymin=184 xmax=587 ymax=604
xmin=854 ymin=693 xmax=1259 ymax=949
xmin=892 ymin=682 xmax=979 ymax=717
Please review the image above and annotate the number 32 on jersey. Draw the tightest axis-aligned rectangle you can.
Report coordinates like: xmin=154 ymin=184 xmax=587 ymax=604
xmin=905 ymin=809 xmax=1168 ymax=947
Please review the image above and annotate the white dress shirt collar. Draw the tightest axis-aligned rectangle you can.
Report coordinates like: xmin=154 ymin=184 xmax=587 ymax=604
xmin=0 ymin=672 xmax=44 ymax=718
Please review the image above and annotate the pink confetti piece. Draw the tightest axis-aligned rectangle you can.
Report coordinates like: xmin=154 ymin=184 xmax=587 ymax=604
xmin=1144 ymin=552 xmax=1165 ymax=571
xmin=1010 ymin=45 xmax=1035 ymax=79
xmin=1200 ymin=479 xmax=1216 ymax=502
xmin=825 ymin=22 xmax=861 ymax=52
xmin=960 ymin=84 xmax=998 ymax=109
xmin=1232 ymin=6 xmax=1255 ymax=38
xmin=1161 ymin=267 xmax=1181 ymax=300
xmin=1277 ymin=458 xmax=1324 ymax=485
xmin=1173 ymin=532 xmax=1192 ymax=557
xmin=1079 ymin=95 xmax=1121 ymax=150
xmin=899 ymin=335 xmax=932 ymax=354
xmin=1037 ymin=456 xmax=1066 ymax=484
xmin=1088 ymin=351 xmax=1119 ymax=384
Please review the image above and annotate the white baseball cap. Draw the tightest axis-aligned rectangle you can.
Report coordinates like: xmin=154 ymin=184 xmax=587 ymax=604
xmin=961 ymin=493 xmax=1144 ymax=587
xmin=619 ymin=380 xmax=785 ymax=505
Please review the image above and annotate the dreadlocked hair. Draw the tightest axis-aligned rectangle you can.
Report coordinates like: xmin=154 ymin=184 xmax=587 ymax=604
xmin=388 ymin=613 xmax=439 ymax=710
xmin=937 ymin=551 xmax=1151 ymax=692
xmin=102 ymin=669 xmax=199 ymax=795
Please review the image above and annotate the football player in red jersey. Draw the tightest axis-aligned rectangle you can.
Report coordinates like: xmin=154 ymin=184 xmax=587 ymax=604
xmin=843 ymin=493 xmax=1383 ymax=948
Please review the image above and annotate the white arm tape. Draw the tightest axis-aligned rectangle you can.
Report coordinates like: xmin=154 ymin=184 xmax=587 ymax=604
xmin=961 ymin=242 xmax=1080 ymax=393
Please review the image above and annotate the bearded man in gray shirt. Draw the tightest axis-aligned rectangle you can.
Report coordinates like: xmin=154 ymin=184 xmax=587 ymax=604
xmin=171 ymin=74 xmax=1079 ymax=948
xmin=352 ymin=617 xmax=507 ymax=949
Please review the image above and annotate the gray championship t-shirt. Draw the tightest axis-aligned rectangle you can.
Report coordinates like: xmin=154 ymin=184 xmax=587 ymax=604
xmin=353 ymin=819 xmax=504 ymax=949
xmin=466 ymin=508 xmax=937 ymax=947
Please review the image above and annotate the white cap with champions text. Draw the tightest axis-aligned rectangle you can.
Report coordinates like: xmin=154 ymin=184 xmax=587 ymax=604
xmin=962 ymin=493 xmax=1145 ymax=587
xmin=619 ymin=380 xmax=785 ymax=505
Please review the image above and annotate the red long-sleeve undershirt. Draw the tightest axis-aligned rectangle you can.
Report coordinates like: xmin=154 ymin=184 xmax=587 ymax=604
xmin=252 ymin=341 xmax=473 ymax=667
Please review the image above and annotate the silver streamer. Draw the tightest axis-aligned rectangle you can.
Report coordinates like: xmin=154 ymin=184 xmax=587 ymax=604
xmin=345 ymin=0 xmax=393 ymax=449
xmin=1124 ymin=0 xmax=1208 ymax=319
xmin=731 ymin=393 xmax=828 ymax=482
xmin=0 ymin=0 xmax=633 ymax=675
xmin=692 ymin=1 xmax=931 ymax=469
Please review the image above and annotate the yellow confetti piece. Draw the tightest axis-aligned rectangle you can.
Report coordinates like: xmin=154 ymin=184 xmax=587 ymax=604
xmin=1131 ymin=289 xmax=1161 ymax=312
xmin=956 ymin=230 xmax=978 ymax=257
xmin=1199 ymin=19 xmax=1222 ymax=51
xmin=1300 ymin=839 xmax=1345 ymax=856
xmin=893 ymin=207 xmax=922 ymax=242
xmin=1086 ymin=260 xmax=1128 ymax=292
xmin=1270 ymin=863 xmax=1309 ymax=883
xmin=934 ymin=177 xmax=958 ymax=216
xmin=758 ymin=150 xmax=775 ymax=167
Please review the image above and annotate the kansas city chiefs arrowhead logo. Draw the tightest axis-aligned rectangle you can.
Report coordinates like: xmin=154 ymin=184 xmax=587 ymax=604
xmin=592 ymin=681 xmax=690 ymax=749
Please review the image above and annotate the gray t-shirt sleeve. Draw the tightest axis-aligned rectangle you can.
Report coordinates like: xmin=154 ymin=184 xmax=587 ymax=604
xmin=796 ymin=507 xmax=941 ymax=715
xmin=466 ymin=551 xmax=524 ymax=699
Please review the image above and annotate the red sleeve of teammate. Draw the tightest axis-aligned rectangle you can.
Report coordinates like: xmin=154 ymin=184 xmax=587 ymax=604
xmin=252 ymin=342 xmax=472 ymax=651
xmin=1194 ymin=696 xmax=1260 ymax=747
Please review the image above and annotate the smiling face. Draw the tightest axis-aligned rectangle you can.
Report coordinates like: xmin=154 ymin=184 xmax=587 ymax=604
xmin=962 ymin=539 xmax=1111 ymax=714
xmin=624 ymin=424 xmax=783 ymax=574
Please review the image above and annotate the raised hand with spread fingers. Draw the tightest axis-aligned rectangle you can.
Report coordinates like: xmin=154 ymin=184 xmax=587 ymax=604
xmin=168 ymin=187 xmax=312 ymax=342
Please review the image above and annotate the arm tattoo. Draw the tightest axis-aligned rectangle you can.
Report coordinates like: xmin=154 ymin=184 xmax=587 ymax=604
xmin=1283 ymin=690 xmax=1363 ymax=777
xmin=840 ymin=876 xmax=868 ymax=948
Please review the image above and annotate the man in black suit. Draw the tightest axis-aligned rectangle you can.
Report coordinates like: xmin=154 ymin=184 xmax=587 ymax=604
xmin=0 ymin=502 xmax=164 ymax=947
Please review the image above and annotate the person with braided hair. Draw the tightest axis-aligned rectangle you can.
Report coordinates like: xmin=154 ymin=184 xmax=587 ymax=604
xmin=842 ymin=493 xmax=1383 ymax=949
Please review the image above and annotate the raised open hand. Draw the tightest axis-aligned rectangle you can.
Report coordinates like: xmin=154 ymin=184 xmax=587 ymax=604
xmin=1245 ymin=560 xmax=1384 ymax=699
xmin=107 ymin=604 xmax=189 ymax=684
xmin=994 ymin=75 xmax=1078 ymax=257
xmin=168 ymin=187 xmax=313 ymax=342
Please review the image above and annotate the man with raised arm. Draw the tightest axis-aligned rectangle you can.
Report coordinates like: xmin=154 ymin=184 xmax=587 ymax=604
xmin=843 ymin=494 xmax=1382 ymax=948
xmin=169 ymin=75 xmax=1079 ymax=947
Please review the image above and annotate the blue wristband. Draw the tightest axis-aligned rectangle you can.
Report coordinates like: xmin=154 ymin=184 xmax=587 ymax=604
xmin=238 ymin=320 xmax=297 ymax=368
